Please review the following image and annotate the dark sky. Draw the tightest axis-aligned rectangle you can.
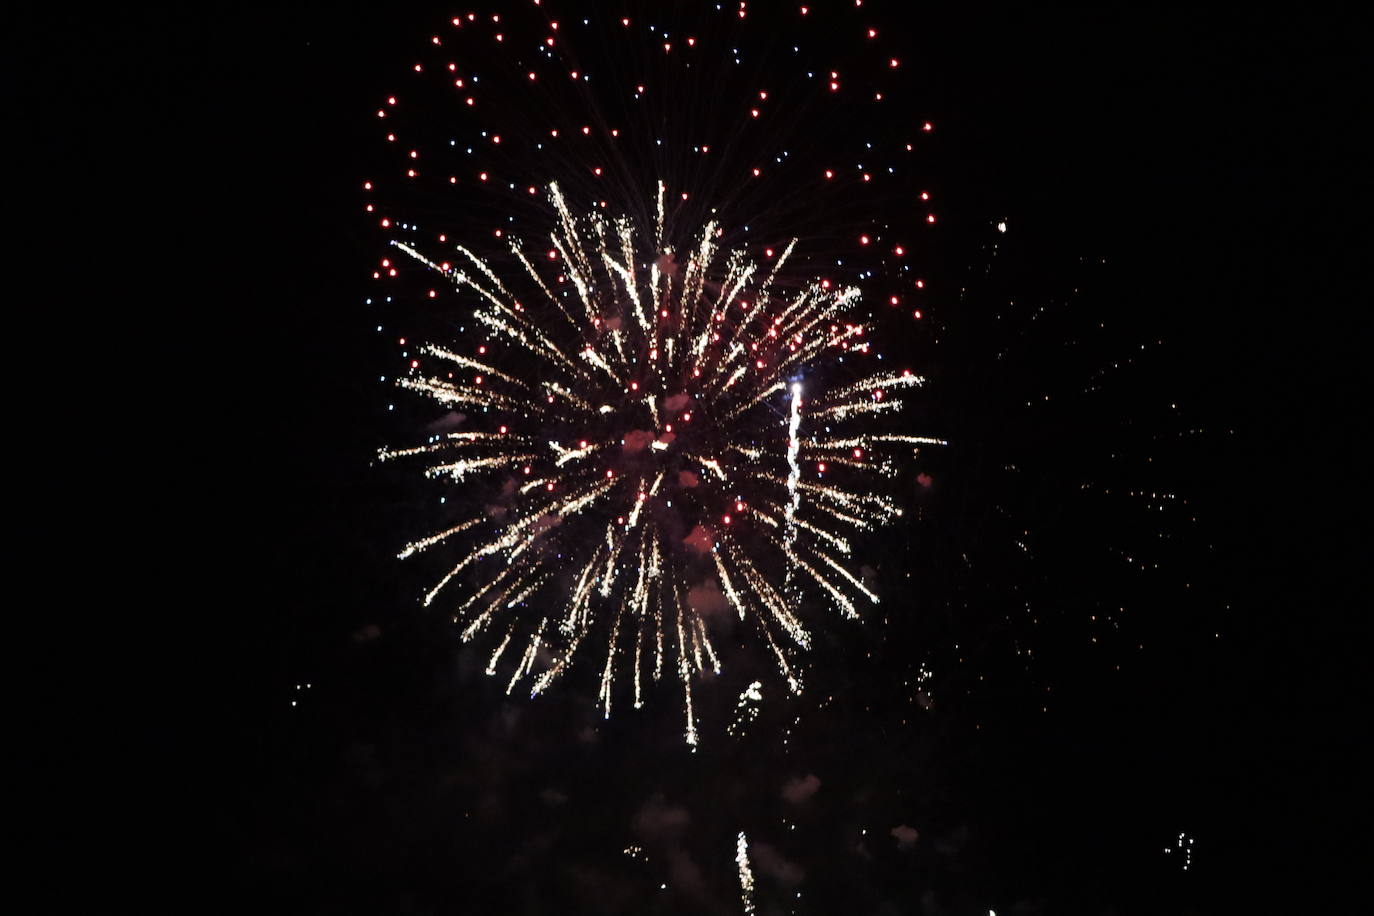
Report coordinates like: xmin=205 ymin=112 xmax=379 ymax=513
xmin=31 ymin=2 xmax=1366 ymax=913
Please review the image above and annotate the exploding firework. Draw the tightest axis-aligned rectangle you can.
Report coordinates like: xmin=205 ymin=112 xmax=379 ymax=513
xmin=380 ymin=184 xmax=942 ymax=743
xmin=366 ymin=3 xmax=943 ymax=743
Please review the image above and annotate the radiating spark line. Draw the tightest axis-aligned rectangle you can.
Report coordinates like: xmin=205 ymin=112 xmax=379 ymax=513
xmin=458 ymin=563 xmax=521 ymax=615
xmin=804 ymin=433 xmax=950 ymax=451
xmin=506 ymin=617 xmax=547 ymax=694
xmin=398 ymin=375 xmax=538 ymax=415
xmin=543 ymin=380 xmax=595 ymax=412
xmin=549 ymin=440 xmax=603 ymax=466
xmin=675 ymin=594 xmax=698 ymax=746
xmin=757 ymin=502 xmax=850 ymax=555
xmin=754 ymin=601 xmax=804 ymax=693
xmin=805 ymin=540 xmax=881 ymax=605
xmin=397 ymin=518 xmax=482 ymax=559
xmin=713 ymin=548 xmax=750 ymax=621
xmin=690 ymin=456 xmax=728 ymax=481
xmin=378 ymin=431 xmax=525 ymax=463
xmin=697 ymin=617 xmax=722 ymax=673
xmin=511 ymin=242 xmax=578 ymax=329
xmin=721 ymin=535 xmax=811 ymax=649
xmin=419 ymin=343 xmax=531 ymax=390
xmin=817 ymin=370 xmax=927 ymax=405
xmin=424 ymin=453 xmax=538 ymax=481
xmin=600 ymin=601 xmax=624 ymax=718
xmin=486 ymin=624 xmax=515 ymax=675
xmin=810 ymin=398 xmax=905 ymax=420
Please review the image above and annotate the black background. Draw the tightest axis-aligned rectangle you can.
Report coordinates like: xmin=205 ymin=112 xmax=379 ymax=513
xmin=29 ymin=2 xmax=1366 ymax=913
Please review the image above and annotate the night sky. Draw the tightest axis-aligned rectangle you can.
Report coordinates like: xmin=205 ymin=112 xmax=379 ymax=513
xmin=32 ymin=2 xmax=1366 ymax=913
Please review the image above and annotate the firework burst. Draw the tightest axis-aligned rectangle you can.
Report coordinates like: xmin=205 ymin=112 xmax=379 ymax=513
xmin=380 ymin=181 xmax=942 ymax=743
xmin=367 ymin=3 xmax=944 ymax=743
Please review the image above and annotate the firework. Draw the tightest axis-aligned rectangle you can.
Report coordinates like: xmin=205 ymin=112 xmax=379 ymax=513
xmin=381 ymin=186 xmax=942 ymax=743
xmin=736 ymin=831 xmax=757 ymax=915
xmin=367 ymin=4 xmax=943 ymax=743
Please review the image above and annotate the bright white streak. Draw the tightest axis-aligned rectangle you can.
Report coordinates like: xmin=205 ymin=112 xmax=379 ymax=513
xmin=736 ymin=832 xmax=757 ymax=916
xmin=783 ymin=381 xmax=804 ymax=591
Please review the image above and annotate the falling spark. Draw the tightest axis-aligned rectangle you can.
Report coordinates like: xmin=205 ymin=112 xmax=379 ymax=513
xmin=728 ymin=680 xmax=764 ymax=738
xmin=736 ymin=831 xmax=757 ymax=915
